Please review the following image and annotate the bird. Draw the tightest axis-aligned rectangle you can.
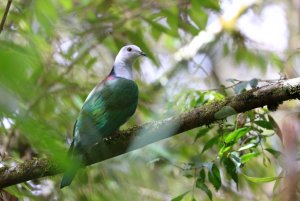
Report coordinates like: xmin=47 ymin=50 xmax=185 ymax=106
xmin=60 ymin=45 xmax=146 ymax=188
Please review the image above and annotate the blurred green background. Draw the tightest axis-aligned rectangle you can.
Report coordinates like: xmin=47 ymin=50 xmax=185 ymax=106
xmin=0 ymin=0 xmax=299 ymax=200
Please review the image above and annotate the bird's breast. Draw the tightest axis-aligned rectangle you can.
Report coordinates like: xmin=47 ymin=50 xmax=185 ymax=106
xmin=104 ymin=77 xmax=138 ymax=108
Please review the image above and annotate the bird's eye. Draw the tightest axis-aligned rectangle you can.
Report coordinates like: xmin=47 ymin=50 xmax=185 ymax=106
xmin=127 ymin=47 xmax=132 ymax=52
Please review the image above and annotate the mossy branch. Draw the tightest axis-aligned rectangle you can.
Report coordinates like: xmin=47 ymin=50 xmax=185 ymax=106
xmin=1 ymin=77 xmax=300 ymax=189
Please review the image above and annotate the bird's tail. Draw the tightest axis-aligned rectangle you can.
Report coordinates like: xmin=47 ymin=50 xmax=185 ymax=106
xmin=60 ymin=166 xmax=78 ymax=189
xmin=60 ymin=141 xmax=82 ymax=189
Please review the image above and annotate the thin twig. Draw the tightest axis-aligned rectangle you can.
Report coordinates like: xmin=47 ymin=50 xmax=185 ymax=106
xmin=0 ymin=0 xmax=12 ymax=34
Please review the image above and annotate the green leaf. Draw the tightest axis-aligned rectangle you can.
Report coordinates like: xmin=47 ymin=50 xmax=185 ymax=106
xmin=225 ymin=127 xmax=250 ymax=143
xmin=263 ymin=154 xmax=271 ymax=167
xmin=144 ymin=17 xmax=179 ymax=37
xmin=208 ymin=164 xmax=221 ymax=191
xmin=85 ymin=57 xmax=97 ymax=69
xmin=219 ymin=145 xmax=232 ymax=156
xmin=201 ymin=135 xmax=219 ymax=153
xmin=273 ymin=171 xmax=284 ymax=193
xmin=189 ymin=7 xmax=207 ymax=30
xmin=200 ymin=0 xmax=220 ymax=11
xmin=241 ymin=152 xmax=260 ymax=163
xmin=214 ymin=106 xmax=237 ymax=119
xmin=193 ymin=127 xmax=210 ymax=143
xmin=199 ymin=169 xmax=206 ymax=182
xmin=223 ymin=158 xmax=238 ymax=186
xmin=192 ymin=0 xmax=220 ymax=11
xmin=161 ymin=7 xmax=179 ymax=34
xmin=234 ymin=48 xmax=267 ymax=71
xmin=182 ymin=22 xmax=199 ymax=36
xmin=254 ymin=120 xmax=273 ymax=130
xmin=171 ymin=191 xmax=190 ymax=201
xmin=265 ymin=148 xmax=281 ymax=158
xmin=59 ymin=0 xmax=73 ymax=10
xmin=242 ymin=173 xmax=281 ymax=183
xmin=4 ymin=186 xmax=23 ymax=199
xmin=196 ymin=179 xmax=212 ymax=201
xmin=238 ymin=143 xmax=256 ymax=151
xmin=34 ymin=0 xmax=58 ymax=36
xmin=183 ymin=172 xmax=194 ymax=178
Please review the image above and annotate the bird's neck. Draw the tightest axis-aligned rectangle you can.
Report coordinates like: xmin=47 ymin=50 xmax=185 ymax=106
xmin=111 ymin=60 xmax=133 ymax=80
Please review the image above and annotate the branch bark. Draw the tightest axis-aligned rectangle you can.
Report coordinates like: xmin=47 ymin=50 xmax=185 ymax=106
xmin=1 ymin=77 xmax=300 ymax=189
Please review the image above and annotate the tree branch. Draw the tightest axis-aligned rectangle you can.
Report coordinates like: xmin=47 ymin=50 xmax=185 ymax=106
xmin=0 ymin=0 xmax=12 ymax=34
xmin=1 ymin=77 xmax=300 ymax=188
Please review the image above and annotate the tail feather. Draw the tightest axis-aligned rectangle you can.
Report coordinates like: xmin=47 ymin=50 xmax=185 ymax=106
xmin=60 ymin=167 xmax=78 ymax=189
xmin=60 ymin=139 xmax=82 ymax=189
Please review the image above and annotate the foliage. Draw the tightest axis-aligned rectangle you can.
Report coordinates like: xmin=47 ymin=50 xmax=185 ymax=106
xmin=0 ymin=0 xmax=297 ymax=200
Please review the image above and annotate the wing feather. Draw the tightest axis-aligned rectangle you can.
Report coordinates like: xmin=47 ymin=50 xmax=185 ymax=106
xmin=73 ymin=78 xmax=138 ymax=148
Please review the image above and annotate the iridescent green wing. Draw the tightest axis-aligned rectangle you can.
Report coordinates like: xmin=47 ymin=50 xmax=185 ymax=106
xmin=74 ymin=78 xmax=138 ymax=149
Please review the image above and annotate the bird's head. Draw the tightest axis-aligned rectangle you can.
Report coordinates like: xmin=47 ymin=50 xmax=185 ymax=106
xmin=115 ymin=45 xmax=146 ymax=65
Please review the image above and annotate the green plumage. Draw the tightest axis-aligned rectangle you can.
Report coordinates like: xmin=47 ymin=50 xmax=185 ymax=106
xmin=60 ymin=77 xmax=138 ymax=188
xmin=74 ymin=77 xmax=138 ymax=149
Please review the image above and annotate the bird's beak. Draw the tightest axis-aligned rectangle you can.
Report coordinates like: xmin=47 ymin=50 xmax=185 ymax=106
xmin=140 ymin=51 xmax=147 ymax=57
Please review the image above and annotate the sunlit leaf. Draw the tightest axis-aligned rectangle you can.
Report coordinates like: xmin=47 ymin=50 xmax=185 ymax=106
xmin=241 ymin=152 xmax=260 ymax=163
xmin=225 ymin=127 xmax=250 ymax=143
xmin=242 ymin=173 xmax=281 ymax=183
xmin=218 ymin=145 xmax=231 ymax=156
xmin=171 ymin=191 xmax=190 ymax=201
xmin=0 ymin=41 xmax=37 ymax=96
xmin=238 ymin=143 xmax=256 ymax=151
xmin=34 ymin=0 xmax=58 ymax=36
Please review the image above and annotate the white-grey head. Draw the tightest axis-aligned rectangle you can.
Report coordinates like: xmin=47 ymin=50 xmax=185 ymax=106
xmin=112 ymin=45 xmax=146 ymax=80
xmin=115 ymin=45 xmax=146 ymax=64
